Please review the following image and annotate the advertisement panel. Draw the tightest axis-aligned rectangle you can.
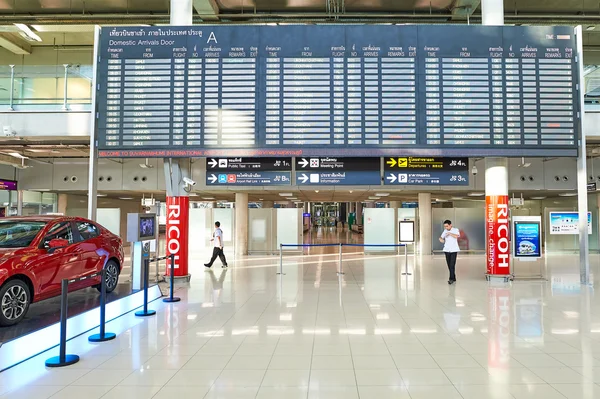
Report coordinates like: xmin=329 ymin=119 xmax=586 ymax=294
xmin=513 ymin=220 xmax=541 ymax=258
xmin=549 ymin=211 xmax=592 ymax=235
xmin=166 ymin=196 xmax=189 ymax=277
xmin=486 ymin=195 xmax=510 ymax=275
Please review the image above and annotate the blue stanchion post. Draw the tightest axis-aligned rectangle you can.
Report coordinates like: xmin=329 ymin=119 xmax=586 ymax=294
xmin=89 ymin=268 xmax=116 ymax=342
xmin=135 ymin=258 xmax=156 ymax=317
xmin=46 ymin=279 xmax=79 ymax=367
xmin=163 ymin=253 xmax=181 ymax=303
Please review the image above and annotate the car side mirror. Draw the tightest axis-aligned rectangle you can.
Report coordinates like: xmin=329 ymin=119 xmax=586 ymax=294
xmin=48 ymin=238 xmax=68 ymax=253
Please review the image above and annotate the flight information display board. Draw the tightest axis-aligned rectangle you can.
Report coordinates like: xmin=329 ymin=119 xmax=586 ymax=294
xmin=95 ymin=25 xmax=580 ymax=158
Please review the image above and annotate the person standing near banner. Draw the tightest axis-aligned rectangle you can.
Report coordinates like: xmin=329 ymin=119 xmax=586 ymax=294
xmin=439 ymin=219 xmax=460 ymax=285
xmin=205 ymin=221 xmax=228 ymax=269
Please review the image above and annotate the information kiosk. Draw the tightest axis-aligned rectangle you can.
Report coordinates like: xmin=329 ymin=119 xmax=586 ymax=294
xmin=127 ymin=213 xmax=157 ymax=290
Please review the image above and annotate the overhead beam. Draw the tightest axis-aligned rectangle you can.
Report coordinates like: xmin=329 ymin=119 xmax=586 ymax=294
xmin=451 ymin=0 xmax=481 ymax=20
xmin=0 ymin=33 xmax=31 ymax=54
xmin=193 ymin=0 xmax=219 ymax=21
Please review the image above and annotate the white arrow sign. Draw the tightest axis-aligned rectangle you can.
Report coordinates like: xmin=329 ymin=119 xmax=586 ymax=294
xmin=386 ymin=173 xmax=397 ymax=184
xmin=209 ymin=174 xmax=218 ymax=184
xmin=299 ymin=173 xmax=309 ymax=184
xmin=298 ymin=158 xmax=309 ymax=168
xmin=208 ymin=159 xmax=217 ymax=168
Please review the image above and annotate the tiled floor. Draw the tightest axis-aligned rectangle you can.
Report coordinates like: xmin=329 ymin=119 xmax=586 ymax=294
xmin=1 ymin=228 xmax=600 ymax=398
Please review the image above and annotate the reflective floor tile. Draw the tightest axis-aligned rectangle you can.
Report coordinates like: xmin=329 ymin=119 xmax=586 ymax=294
xmin=256 ymin=387 xmax=309 ymax=399
xmin=357 ymin=385 xmax=411 ymax=399
xmin=354 ymin=369 xmax=404 ymax=386
xmin=261 ymin=370 xmax=310 ymax=387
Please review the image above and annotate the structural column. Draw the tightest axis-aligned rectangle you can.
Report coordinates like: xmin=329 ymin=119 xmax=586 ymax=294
xmin=485 ymin=158 xmax=510 ymax=276
xmin=418 ymin=193 xmax=432 ymax=255
xmin=16 ymin=190 xmax=23 ymax=216
xmin=389 ymin=201 xmax=400 ymax=209
xmin=163 ymin=0 xmax=193 ymax=279
xmin=235 ymin=193 xmax=249 ymax=257
xmin=481 ymin=0 xmax=511 ymax=278
xmin=58 ymin=194 xmax=68 ymax=215
xmin=356 ymin=202 xmax=363 ymax=225
xmin=262 ymin=200 xmax=274 ymax=208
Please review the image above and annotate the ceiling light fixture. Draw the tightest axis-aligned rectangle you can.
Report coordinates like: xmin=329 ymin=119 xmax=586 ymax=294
xmin=14 ymin=23 xmax=42 ymax=42
xmin=375 ymin=193 xmax=390 ymax=197
xmin=467 ymin=192 xmax=485 ymax=197
xmin=119 ymin=197 xmax=134 ymax=200
xmin=530 ymin=196 xmax=546 ymax=200
xmin=202 ymin=197 xmax=215 ymax=200
xmin=587 ymin=26 xmax=596 ymax=31
xmin=279 ymin=193 xmax=293 ymax=197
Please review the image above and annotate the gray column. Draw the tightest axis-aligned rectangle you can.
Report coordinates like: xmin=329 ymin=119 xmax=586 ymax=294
xmin=389 ymin=201 xmax=400 ymax=209
xmin=235 ymin=193 xmax=249 ymax=256
xmin=366 ymin=202 xmax=375 ymax=208
xmin=87 ymin=27 xmax=101 ymax=221
xmin=16 ymin=190 xmax=23 ymax=216
xmin=58 ymin=193 xmax=68 ymax=215
xmin=418 ymin=192 xmax=432 ymax=255
xmin=576 ymin=25 xmax=589 ymax=283
xmin=171 ymin=0 xmax=193 ymax=24
xmin=262 ymin=200 xmax=274 ymax=208
xmin=356 ymin=202 xmax=363 ymax=225
xmin=287 ymin=202 xmax=295 ymax=208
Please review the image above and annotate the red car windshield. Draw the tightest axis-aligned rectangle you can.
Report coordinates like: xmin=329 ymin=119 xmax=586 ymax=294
xmin=0 ymin=221 xmax=47 ymax=248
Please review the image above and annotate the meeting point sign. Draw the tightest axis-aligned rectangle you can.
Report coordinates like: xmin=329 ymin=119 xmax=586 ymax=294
xmin=486 ymin=195 xmax=510 ymax=276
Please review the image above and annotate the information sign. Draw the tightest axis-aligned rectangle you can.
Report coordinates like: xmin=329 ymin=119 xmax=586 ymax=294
xmin=95 ymin=25 xmax=580 ymax=158
xmin=383 ymin=157 xmax=468 ymax=186
xmin=206 ymin=171 xmax=291 ymax=186
xmin=549 ymin=211 xmax=592 ymax=235
xmin=513 ymin=217 xmax=542 ymax=258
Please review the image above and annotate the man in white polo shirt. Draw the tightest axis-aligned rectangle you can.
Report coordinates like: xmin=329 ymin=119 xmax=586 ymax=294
xmin=439 ymin=219 xmax=460 ymax=285
xmin=204 ymin=221 xmax=228 ymax=269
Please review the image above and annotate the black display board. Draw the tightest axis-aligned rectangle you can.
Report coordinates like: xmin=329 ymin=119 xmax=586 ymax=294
xmin=96 ymin=25 xmax=580 ymax=158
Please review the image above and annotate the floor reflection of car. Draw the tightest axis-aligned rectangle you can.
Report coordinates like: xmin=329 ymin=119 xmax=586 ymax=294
xmin=0 ymin=216 xmax=124 ymax=326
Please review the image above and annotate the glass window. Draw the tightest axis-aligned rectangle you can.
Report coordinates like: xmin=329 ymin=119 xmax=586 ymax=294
xmin=0 ymin=221 xmax=46 ymax=248
xmin=77 ymin=222 xmax=99 ymax=240
xmin=42 ymin=222 xmax=74 ymax=248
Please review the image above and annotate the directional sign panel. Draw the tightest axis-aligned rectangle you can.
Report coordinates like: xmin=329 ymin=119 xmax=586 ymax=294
xmin=296 ymin=171 xmax=381 ymax=185
xmin=206 ymin=172 xmax=291 ymax=186
xmin=384 ymin=171 xmax=469 ymax=186
xmin=206 ymin=157 xmax=292 ymax=171
xmin=296 ymin=157 xmax=380 ymax=171
xmin=384 ymin=157 xmax=468 ymax=170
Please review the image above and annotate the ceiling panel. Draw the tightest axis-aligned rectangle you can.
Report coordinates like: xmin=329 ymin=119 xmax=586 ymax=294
xmin=0 ymin=0 xmax=170 ymax=14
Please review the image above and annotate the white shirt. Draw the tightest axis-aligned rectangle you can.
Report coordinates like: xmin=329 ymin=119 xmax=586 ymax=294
xmin=441 ymin=227 xmax=460 ymax=253
xmin=214 ymin=228 xmax=223 ymax=248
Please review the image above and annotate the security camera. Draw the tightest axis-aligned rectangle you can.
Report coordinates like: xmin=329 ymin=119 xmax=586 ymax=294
xmin=471 ymin=165 xmax=478 ymax=176
xmin=183 ymin=177 xmax=196 ymax=186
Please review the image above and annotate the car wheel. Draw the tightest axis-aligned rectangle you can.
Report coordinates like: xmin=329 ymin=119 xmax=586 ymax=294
xmin=0 ymin=280 xmax=30 ymax=327
xmin=97 ymin=260 xmax=120 ymax=294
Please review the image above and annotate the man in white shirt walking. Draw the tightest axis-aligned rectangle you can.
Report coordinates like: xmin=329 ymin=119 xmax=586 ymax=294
xmin=205 ymin=221 xmax=228 ymax=269
xmin=439 ymin=219 xmax=460 ymax=285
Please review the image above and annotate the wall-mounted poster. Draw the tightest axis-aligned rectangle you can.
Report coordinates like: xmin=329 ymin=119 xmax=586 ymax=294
xmin=549 ymin=212 xmax=592 ymax=235
xmin=513 ymin=220 xmax=541 ymax=258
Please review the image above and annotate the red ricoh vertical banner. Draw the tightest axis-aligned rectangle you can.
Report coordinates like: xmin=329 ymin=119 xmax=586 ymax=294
xmin=486 ymin=195 xmax=510 ymax=276
xmin=166 ymin=196 xmax=189 ymax=277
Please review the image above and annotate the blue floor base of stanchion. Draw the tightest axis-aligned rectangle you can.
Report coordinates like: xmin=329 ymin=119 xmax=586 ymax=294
xmin=135 ymin=309 xmax=156 ymax=317
xmin=45 ymin=354 xmax=79 ymax=368
xmin=163 ymin=297 xmax=181 ymax=303
xmin=88 ymin=332 xmax=116 ymax=342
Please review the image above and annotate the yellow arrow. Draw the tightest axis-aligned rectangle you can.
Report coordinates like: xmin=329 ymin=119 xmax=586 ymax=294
xmin=386 ymin=158 xmax=397 ymax=168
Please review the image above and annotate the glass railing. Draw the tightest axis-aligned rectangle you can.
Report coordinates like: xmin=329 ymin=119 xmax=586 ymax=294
xmin=0 ymin=64 xmax=93 ymax=111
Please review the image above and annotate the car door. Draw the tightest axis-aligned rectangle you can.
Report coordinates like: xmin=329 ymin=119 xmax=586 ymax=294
xmin=33 ymin=222 xmax=83 ymax=298
xmin=74 ymin=221 xmax=105 ymax=279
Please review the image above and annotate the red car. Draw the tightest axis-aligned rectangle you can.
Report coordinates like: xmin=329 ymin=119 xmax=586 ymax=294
xmin=0 ymin=216 xmax=124 ymax=326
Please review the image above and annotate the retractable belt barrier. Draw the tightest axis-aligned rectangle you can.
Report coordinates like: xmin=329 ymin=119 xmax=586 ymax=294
xmin=46 ymin=269 xmax=111 ymax=367
xmin=278 ymin=243 xmax=411 ymax=276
